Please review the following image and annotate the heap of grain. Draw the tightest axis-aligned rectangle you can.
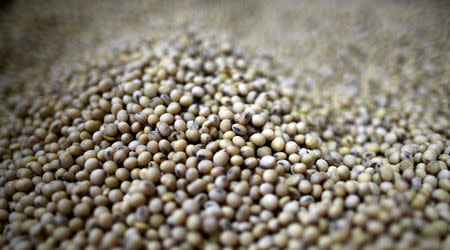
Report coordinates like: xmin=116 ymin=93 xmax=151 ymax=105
xmin=0 ymin=32 xmax=449 ymax=250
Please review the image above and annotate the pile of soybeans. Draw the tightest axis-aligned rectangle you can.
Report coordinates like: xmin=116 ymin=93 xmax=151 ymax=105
xmin=0 ymin=31 xmax=449 ymax=250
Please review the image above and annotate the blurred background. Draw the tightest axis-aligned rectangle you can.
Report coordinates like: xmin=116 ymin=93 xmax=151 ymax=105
xmin=0 ymin=0 xmax=448 ymax=95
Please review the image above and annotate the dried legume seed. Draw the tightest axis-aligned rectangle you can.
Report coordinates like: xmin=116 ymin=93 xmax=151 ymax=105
xmin=1 ymin=27 xmax=448 ymax=250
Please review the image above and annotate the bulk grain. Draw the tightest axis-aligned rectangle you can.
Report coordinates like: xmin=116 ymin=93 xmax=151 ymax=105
xmin=0 ymin=31 xmax=449 ymax=250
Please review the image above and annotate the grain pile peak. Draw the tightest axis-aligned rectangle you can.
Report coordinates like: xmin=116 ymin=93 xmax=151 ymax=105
xmin=0 ymin=32 xmax=449 ymax=250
